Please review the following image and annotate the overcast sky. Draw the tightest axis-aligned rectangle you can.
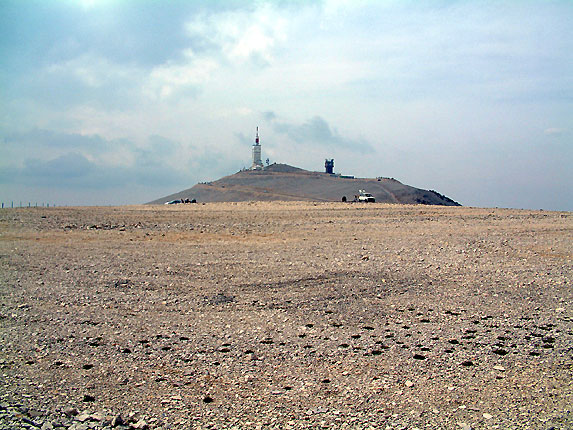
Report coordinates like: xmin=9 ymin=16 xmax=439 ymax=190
xmin=1 ymin=0 xmax=571 ymax=209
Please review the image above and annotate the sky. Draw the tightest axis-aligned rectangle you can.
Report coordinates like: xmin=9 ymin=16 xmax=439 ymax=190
xmin=1 ymin=0 xmax=572 ymax=210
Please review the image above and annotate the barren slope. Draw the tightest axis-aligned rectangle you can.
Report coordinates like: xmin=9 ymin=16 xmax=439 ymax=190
xmin=148 ymin=164 xmax=460 ymax=205
xmin=0 ymin=203 xmax=571 ymax=429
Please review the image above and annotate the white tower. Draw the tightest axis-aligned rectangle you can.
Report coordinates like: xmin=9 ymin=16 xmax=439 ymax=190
xmin=251 ymin=127 xmax=263 ymax=170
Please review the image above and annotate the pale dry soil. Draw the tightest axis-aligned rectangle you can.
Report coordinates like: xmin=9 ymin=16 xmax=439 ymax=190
xmin=0 ymin=203 xmax=571 ymax=430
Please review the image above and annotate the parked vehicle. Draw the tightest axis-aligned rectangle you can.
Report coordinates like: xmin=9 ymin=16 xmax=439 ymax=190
xmin=358 ymin=190 xmax=375 ymax=203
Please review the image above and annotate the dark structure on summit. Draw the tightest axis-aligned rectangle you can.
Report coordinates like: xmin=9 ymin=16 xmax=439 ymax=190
xmin=325 ymin=159 xmax=334 ymax=174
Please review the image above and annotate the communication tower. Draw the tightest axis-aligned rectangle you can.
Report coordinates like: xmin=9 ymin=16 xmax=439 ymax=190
xmin=251 ymin=127 xmax=264 ymax=170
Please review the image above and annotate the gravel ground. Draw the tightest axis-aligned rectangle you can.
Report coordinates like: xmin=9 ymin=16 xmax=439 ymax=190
xmin=0 ymin=202 xmax=571 ymax=429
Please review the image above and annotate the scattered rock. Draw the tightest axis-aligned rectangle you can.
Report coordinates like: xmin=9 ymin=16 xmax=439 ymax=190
xmin=132 ymin=419 xmax=148 ymax=429
xmin=76 ymin=413 xmax=91 ymax=422
xmin=63 ymin=407 xmax=79 ymax=417
xmin=1 ymin=204 xmax=571 ymax=429
xmin=111 ymin=415 xmax=124 ymax=427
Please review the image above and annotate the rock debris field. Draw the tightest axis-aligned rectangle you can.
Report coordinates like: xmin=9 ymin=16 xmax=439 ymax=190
xmin=0 ymin=202 xmax=571 ymax=430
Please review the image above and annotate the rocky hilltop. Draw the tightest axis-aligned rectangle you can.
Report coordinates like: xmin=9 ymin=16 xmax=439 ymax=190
xmin=149 ymin=163 xmax=460 ymax=205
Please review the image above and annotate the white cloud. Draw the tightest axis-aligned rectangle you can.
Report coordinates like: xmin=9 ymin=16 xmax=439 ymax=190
xmin=74 ymin=0 xmax=110 ymax=10
xmin=146 ymin=54 xmax=218 ymax=100
xmin=46 ymin=54 xmax=136 ymax=88
xmin=544 ymin=128 xmax=566 ymax=136
xmin=184 ymin=5 xmax=288 ymax=65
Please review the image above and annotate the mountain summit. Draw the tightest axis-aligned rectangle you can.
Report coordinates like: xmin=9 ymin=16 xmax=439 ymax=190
xmin=148 ymin=163 xmax=460 ymax=205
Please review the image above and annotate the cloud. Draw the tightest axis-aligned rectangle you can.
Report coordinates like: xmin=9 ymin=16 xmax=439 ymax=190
xmin=8 ymin=153 xmax=96 ymax=187
xmin=146 ymin=54 xmax=218 ymax=100
xmin=0 ymin=129 xmax=130 ymax=170
xmin=4 ymin=128 xmax=108 ymax=151
xmin=0 ymin=126 xmax=249 ymax=203
xmin=262 ymin=111 xmax=277 ymax=121
xmin=271 ymin=116 xmax=374 ymax=153
xmin=29 ymin=152 xmax=94 ymax=177
xmin=184 ymin=5 xmax=288 ymax=66
xmin=12 ymin=54 xmax=145 ymax=111
xmin=234 ymin=132 xmax=253 ymax=147
xmin=1 ymin=1 xmax=572 ymax=209
xmin=544 ymin=128 xmax=567 ymax=136
xmin=6 ymin=1 xmax=295 ymax=108
xmin=0 ymin=129 xmax=189 ymax=187
xmin=1 ymin=150 xmax=189 ymax=190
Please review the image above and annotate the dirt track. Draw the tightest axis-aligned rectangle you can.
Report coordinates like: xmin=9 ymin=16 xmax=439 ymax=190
xmin=0 ymin=203 xmax=571 ymax=429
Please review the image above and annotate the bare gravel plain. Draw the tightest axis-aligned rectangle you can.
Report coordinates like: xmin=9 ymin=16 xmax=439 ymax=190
xmin=0 ymin=202 xmax=571 ymax=430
